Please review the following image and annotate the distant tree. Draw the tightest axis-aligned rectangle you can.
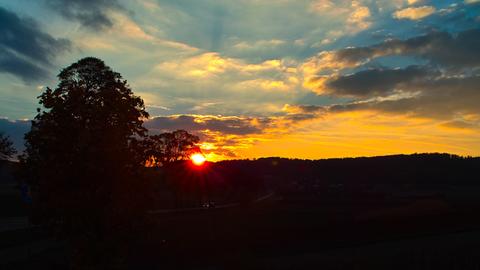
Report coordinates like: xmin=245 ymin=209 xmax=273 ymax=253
xmin=146 ymin=129 xmax=200 ymax=167
xmin=0 ymin=133 xmax=16 ymax=160
xmin=22 ymin=57 xmax=149 ymax=267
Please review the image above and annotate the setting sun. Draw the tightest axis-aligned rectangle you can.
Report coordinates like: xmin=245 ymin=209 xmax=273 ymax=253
xmin=191 ymin=153 xmax=206 ymax=166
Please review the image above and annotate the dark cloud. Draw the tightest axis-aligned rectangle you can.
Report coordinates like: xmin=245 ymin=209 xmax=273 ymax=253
xmin=283 ymin=104 xmax=325 ymax=118
xmin=145 ymin=115 xmax=264 ymax=136
xmin=282 ymin=104 xmax=327 ymax=122
xmin=441 ymin=120 xmax=479 ymax=130
xmin=0 ymin=50 xmax=49 ymax=82
xmin=313 ymin=28 xmax=480 ymax=115
xmin=336 ymin=29 xmax=480 ymax=69
xmin=145 ymin=115 xmax=197 ymax=133
xmin=292 ymin=105 xmax=327 ymax=114
xmin=0 ymin=7 xmax=70 ymax=82
xmin=45 ymin=0 xmax=124 ymax=30
xmin=327 ymin=66 xmax=435 ymax=97
xmin=289 ymin=74 xmax=480 ymax=123
xmin=329 ymin=76 xmax=480 ymax=119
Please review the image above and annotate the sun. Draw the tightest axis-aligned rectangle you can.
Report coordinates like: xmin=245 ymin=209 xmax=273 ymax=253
xmin=191 ymin=153 xmax=206 ymax=166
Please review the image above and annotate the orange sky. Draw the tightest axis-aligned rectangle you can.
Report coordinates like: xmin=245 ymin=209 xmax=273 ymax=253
xmin=195 ymin=111 xmax=480 ymax=162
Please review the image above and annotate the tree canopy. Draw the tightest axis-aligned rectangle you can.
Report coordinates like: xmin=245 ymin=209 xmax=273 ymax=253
xmin=20 ymin=57 xmax=206 ymax=267
xmin=145 ymin=129 xmax=200 ymax=167
xmin=22 ymin=57 xmax=149 ymax=241
xmin=0 ymin=133 xmax=16 ymax=160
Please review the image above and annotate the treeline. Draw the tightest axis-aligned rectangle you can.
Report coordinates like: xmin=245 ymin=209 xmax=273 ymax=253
xmin=212 ymin=153 xmax=480 ymax=187
xmin=144 ymin=153 xmax=480 ymax=208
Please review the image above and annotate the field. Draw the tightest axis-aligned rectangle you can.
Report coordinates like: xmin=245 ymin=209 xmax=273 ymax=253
xmin=128 ymin=196 xmax=480 ymax=269
xmin=2 ymin=195 xmax=480 ymax=269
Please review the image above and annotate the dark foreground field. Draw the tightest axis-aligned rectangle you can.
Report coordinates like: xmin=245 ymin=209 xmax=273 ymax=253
xmin=2 ymin=154 xmax=480 ymax=269
xmin=3 ymin=196 xmax=480 ymax=270
xmin=135 ymin=198 xmax=480 ymax=270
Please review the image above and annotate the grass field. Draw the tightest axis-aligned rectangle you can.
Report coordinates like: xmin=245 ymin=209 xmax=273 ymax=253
xmin=2 ymin=199 xmax=480 ymax=269
xmin=3 ymin=181 xmax=480 ymax=269
xmin=126 ymin=198 xmax=480 ymax=269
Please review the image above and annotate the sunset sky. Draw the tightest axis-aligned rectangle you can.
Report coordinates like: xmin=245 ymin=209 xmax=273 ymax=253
xmin=1 ymin=0 xmax=479 ymax=161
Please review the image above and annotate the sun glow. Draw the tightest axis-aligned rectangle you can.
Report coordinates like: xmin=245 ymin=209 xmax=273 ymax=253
xmin=191 ymin=153 xmax=206 ymax=166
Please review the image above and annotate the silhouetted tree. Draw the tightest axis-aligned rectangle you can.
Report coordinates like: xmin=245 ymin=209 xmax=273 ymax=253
xmin=0 ymin=133 xmax=16 ymax=160
xmin=22 ymin=57 xmax=149 ymax=267
xmin=146 ymin=129 xmax=200 ymax=167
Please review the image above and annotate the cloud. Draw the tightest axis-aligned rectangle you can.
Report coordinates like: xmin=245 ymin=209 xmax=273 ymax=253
xmin=441 ymin=120 xmax=479 ymax=130
xmin=0 ymin=7 xmax=71 ymax=82
xmin=347 ymin=3 xmax=372 ymax=31
xmin=233 ymin=39 xmax=286 ymax=50
xmin=335 ymin=28 xmax=480 ymax=69
xmin=45 ymin=0 xmax=124 ymax=30
xmin=407 ymin=0 xmax=423 ymax=5
xmin=282 ymin=104 xmax=326 ymax=114
xmin=235 ymin=79 xmax=292 ymax=92
xmin=310 ymin=0 xmax=348 ymax=14
xmin=152 ymin=52 xmax=241 ymax=79
xmin=325 ymin=66 xmax=435 ymax=97
xmin=0 ymin=51 xmax=49 ymax=82
xmin=393 ymin=6 xmax=436 ymax=20
xmin=227 ymin=39 xmax=295 ymax=61
xmin=145 ymin=114 xmax=266 ymax=136
xmin=285 ymin=69 xmax=480 ymax=129
xmin=281 ymin=103 xmax=328 ymax=121
xmin=310 ymin=0 xmax=372 ymax=34
xmin=136 ymin=52 xmax=301 ymax=117
xmin=107 ymin=11 xmax=154 ymax=40
xmin=144 ymin=114 xmax=276 ymax=160
xmin=72 ymin=9 xmax=199 ymax=67
xmin=300 ymin=51 xmax=360 ymax=94
xmin=328 ymin=75 xmax=480 ymax=119
xmin=148 ymin=0 xmax=372 ymax=59
xmin=143 ymin=112 xmax=336 ymax=160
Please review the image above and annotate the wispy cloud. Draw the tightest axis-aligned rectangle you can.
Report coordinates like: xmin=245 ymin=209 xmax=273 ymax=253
xmin=44 ymin=0 xmax=124 ymax=30
xmin=393 ymin=6 xmax=436 ymax=20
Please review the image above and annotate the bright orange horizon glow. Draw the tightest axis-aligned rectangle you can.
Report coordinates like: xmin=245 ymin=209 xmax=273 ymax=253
xmin=191 ymin=153 xmax=207 ymax=166
xmin=197 ymin=111 xmax=480 ymax=161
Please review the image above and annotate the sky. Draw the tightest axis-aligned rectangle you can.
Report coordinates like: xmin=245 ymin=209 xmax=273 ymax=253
xmin=0 ymin=0 xmax=480 ymax=161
